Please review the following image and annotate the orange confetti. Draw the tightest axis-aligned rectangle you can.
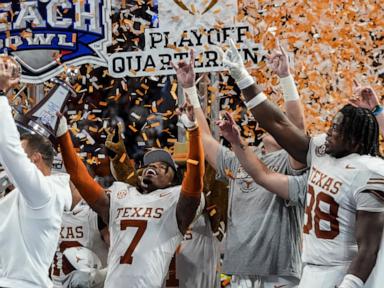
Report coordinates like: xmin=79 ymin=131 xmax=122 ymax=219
xmin=119 ymin=153 xmax=127 ymax=163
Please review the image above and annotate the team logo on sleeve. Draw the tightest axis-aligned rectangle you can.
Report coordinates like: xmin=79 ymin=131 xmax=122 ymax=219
xmin=315 ymin=144 xmax=326 ymax=157
xmin=0 ymin=0 xmax=111 ymax=83
xmin=117 ymin=190 xmax=128 ymax=200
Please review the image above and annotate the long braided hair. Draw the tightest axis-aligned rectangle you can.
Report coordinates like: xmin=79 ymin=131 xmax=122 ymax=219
xmin=338 ymin=104 xmax=381 ymax=157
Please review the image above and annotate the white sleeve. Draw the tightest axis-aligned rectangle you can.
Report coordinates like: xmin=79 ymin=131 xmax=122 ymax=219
xmin=306 ymin=134 xmax=327 ymax=166
xmin=354 ymin=169 xmax=384 ymax=212
xmin=0 ymin=97 xmax=51 ymax=208
xmin=355 ymin=192 xmax=384 ymax=212
xmin=306 ymin=137 xmax=315 ymax=166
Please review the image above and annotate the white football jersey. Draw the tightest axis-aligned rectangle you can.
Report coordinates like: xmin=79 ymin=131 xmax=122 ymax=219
xmin=105 ymin=182 xmax=202 ymax=288
xmin=303 ymin=135 xmax=384 ymax=266
xmin=163 ymin=214 xmax=220 ymax=288
xmin=51 ymin=200 xmax=108 ymax=287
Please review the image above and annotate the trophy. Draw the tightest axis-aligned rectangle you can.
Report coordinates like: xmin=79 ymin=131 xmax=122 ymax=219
xmin=13 ymin=65 xmax=78 ymax=148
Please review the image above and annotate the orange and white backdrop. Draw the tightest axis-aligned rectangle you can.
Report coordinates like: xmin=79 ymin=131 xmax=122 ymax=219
xmin=236 ymin=0 xmax=383 ymax=134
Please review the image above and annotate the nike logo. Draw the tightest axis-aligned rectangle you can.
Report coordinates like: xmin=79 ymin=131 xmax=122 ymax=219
xmin=160 ymin=192 xmax=171 ymax=198
xmin=274 ymin=285 xmax=287 ymax=288
xmin=345 ymin=164 xmax=356 ymax=169
xmin=73 ymin=210 xmax=81 ymax=216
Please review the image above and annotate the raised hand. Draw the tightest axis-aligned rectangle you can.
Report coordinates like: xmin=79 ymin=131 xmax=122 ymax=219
xmin=176 ymin=95 xmax=197 ymax=129
xmin=219 ymin=39 xmax=254 ymax=89
xmin=220 ymin=39 xmax=248 ymax=81
xmin=216 ymin=111 xmax=242 ymax=145
xmin=267 ymin=42 xmax=290 ymax=78
xmin=105 ymin=122 xmax=127 ymax=159
xmin=350 ymin=80 xmax=380 ymax=111
xmin=56 ymin=113 xmax=69 ymax=138
xmin=171 ymin=50 xmax=195 ymax=88
xmin=0 ymin=56 xmax=20 ymax=92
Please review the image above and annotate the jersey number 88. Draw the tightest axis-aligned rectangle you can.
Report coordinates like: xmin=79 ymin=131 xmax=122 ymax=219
xmin=303 ymin=185 xmax=340 ymax=239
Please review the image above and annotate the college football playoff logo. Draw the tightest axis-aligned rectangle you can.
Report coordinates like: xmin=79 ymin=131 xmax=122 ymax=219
xmin=0 ymin=0 xmax=112 ymax=83
xmin=173 ymin=0 xmax=218 ymax=14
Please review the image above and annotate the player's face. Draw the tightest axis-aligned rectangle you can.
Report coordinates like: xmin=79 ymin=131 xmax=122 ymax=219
xmin=325 ymin=112 xmax=348 ymax=157
xmin=140 ymin=162 xmax=175 ymax=193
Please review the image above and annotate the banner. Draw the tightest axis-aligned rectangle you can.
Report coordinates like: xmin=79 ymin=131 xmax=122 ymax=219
xmin=0 ymin=0 xmax=112 ymax=83
xmin=109 ymin=0 xmax=262 ymax=77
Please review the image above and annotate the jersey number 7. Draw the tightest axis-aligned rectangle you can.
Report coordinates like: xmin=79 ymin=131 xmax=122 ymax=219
xmin=303 ymin=185 xmax=340 ymax=239
xmin=120 ymin=219 xmax=148 ymax=264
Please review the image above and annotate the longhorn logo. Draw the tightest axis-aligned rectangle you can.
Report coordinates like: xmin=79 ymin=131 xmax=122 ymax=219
xmin=173 ymin=0 xmax=219 ymax=15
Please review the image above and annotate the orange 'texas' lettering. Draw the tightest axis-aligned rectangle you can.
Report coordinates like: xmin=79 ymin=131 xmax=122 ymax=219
xmin=309 ymin=166 xmax=343 ymax=195
xmin=115 ymin=207 xmax=165 ymax=220
xmin=60 ymin=226 xmax=84 ymax=239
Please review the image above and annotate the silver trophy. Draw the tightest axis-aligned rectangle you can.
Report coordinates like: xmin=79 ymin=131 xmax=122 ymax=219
xmin=14 ymin=68 xmax=78 ymax=148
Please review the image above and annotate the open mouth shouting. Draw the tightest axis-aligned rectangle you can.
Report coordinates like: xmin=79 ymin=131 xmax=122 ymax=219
xmin=144 ymin=167 xmax=158 ymax=177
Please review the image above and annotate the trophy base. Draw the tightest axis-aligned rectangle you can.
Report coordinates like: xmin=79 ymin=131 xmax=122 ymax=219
xmin=15 ymin=113 xmax=58 ymax=150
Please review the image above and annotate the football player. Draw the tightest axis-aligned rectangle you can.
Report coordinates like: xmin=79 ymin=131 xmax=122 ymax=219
xmin=0 ymin=57 xmax=72 ymax=287
xmin=220 ymin=39 xmax=384 ymax=288
xmin=51 ymin=181 xmax=109 ymax=288
xmin=106 ymin=124 xmax=220 ymax=288
xmin=56 ymin=98 xmax=205 ymax=288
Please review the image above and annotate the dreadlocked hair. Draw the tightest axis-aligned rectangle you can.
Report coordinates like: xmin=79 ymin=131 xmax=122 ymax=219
xmin=339 ymin=104 xmax=381 ymax=157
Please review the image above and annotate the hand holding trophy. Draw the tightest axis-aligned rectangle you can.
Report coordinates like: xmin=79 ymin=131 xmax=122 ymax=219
xmin=0 ymin=55 xmax=21 ymax=92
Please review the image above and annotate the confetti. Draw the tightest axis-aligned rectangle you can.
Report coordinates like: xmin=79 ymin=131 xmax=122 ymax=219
xmin=119 ymin=153 xmax=127 ymax=163
xmin=187 ymin=159 xmax=199 ymax=165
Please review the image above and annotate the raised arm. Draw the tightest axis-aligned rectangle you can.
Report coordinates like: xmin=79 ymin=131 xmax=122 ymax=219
xmin=106 ymin=123 xmax=139 ymax=186
xmin=0 ymin=97 xmax=53 ymax=207
xmin=175 ymin=98 xmax=205 ymax=234
xmin=339 ymin=209 xmax=384 ymax=287
xmin=217 ymin=111 xmax=289 ymax=199
xmin=222 ymin=40 xmax=310 ymax=163
xmin=172 ymin=51 xmax=220 ymax=169
xmin=268 ymin=43 xmax=306 ymax=169
xmin=0 ymin=60 xmax=53 ymax=208
xmin=57 ymin=118 xmax=110 ymax=224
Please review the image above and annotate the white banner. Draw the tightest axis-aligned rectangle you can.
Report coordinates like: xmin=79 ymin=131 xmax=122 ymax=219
xmin=108 ymin=0 xmax=262 ymax=77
